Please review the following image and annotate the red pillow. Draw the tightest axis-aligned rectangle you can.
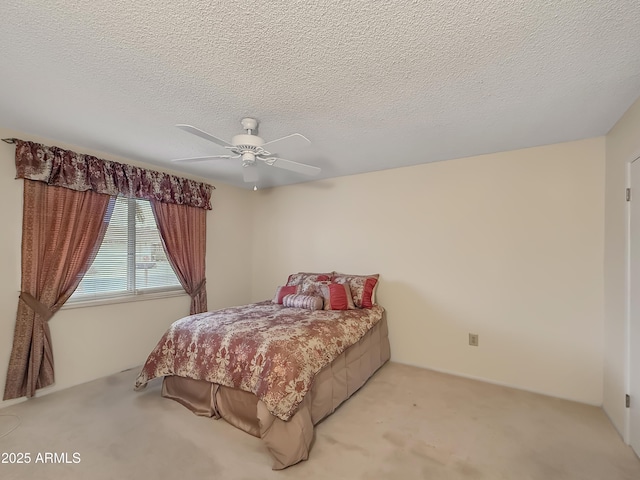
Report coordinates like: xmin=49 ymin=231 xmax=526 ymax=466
xmin=272 ymin=285 xmax=300 ymax=304
xmin=320 ymin=283 xmax=356 ymax=310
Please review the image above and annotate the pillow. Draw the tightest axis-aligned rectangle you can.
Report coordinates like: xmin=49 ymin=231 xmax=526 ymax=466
xmin=333 ymin=273 xmax=379 ymax=308
xmin=286 ymin=272 xmax=332 ymax=287
xmin=272 ymin=285 xmax=300 ymax=304
xmin=300 ymin=277 xmax=331 ymax=297
xmin=282 ymin=294 xmax=324 ymax=311
xmin=320 ymin=282 xmax=356 ymax=310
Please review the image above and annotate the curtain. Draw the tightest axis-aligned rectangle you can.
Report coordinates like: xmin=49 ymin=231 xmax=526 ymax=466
xmin=3 ymin=180 xmax=112 ymax=400
xmin=151 ymin=200 xmax=207 ymax=314
xmin=12 ymin=139 xmax=213 ymax=210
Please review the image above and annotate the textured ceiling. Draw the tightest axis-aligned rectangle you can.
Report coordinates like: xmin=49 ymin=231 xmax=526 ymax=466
xmin=1 ymin=1 xmax=639 ymax=189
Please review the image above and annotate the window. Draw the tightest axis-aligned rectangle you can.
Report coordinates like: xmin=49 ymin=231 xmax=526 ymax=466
xmin=70 ymin=197 xmax=183 ymax=302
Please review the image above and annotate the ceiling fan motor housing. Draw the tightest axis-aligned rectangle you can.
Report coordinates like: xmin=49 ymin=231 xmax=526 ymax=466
xmin=232 ymin=134 xmax=264 ymax=148
xmin=233 ymin=133 xmax=267 ymax=165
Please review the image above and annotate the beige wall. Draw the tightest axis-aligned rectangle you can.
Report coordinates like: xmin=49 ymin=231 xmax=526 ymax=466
xmin=251 ymin=138 xmax=606 ymax=405
xmin=0 ymin=129 xmax=253 ymax=409
xmin=603 ymin=96 xmax=640 ymax=436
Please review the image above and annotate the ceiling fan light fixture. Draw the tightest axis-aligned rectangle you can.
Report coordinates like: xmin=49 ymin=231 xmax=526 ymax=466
xmin=241 ymin=152 xmax=256 ymax=165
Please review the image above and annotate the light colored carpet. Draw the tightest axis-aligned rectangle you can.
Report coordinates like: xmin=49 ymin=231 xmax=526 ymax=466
xmin=1 ymin=362 xmax=639 ymax=479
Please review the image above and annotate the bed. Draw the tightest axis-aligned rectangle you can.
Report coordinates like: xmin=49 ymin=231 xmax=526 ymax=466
xmin=135 ymin=272 xmax=390 ymax=469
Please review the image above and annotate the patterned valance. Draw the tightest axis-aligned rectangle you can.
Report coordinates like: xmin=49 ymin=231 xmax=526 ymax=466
xmin=11 ymin=139 xmax=213 ymax=210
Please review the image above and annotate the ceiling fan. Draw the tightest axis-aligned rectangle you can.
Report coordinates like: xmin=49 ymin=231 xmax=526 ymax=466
xmin=172 ymin=117 xmax=320 ymax=184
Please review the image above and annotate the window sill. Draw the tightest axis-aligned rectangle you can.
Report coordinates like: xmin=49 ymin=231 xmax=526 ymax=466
xmin=62 ymin=289 xmax=188 ymax=310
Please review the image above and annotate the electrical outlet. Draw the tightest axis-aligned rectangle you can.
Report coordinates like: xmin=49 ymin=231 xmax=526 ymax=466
xmin=469 ymin=333 xmax=479 ymax=347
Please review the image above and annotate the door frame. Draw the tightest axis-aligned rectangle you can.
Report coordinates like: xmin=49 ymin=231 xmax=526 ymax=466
xmin=626 ymin=155 xmax=640 ymax=447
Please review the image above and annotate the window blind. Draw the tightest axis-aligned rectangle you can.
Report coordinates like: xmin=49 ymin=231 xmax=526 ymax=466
xmin=71 ymin=197 xmax=182 ymax=301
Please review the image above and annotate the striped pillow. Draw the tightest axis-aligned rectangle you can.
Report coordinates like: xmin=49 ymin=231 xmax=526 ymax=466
xmin=282 ymin=294 xmax=324 ymax=311
xmin=272 ymin=285 xmax=301 ymax=304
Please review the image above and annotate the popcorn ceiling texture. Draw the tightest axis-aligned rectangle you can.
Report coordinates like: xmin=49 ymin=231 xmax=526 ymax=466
xmin=0 ymin=1 xmax=639 ymax=188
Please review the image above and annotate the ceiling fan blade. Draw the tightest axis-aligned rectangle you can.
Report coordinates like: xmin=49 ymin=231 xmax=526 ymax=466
xmin=171 ymin=155 xmax=232 ymax=163
xmin=176 ymin=124 xmax=234 ymax=149
xmin=263 ymin=157 xmax=321 ymax=176
xmin=242 ymin=165 xmax=259 ymax=183
xmin=262 ymin=133 xmax=311 ymax=153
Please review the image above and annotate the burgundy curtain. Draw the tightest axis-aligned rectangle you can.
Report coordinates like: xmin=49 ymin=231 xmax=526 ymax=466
xmin=3 ymin=180 xmax=112 ymax=400
xmin=150 ymin=200 xmax=207 ymax=314
xmin=13 ymin=139 xmax=213 ymax=210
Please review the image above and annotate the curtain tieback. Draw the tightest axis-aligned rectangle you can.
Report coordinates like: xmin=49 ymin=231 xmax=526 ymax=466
xmin=190 ymin=279 xmax=206 ymax=299
xmin=19 ymin=292 xmax=54 ymax=322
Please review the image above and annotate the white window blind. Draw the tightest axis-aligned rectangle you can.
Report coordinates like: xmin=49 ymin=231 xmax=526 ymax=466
xmin=70 ymin=197 xmax=183 ymax=302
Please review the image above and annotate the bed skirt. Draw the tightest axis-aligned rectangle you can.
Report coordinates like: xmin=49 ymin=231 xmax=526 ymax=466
xmin=162 ymin=315 xmax=390 ymax=469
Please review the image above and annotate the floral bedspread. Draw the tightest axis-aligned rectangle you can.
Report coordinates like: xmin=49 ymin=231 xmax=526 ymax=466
xmin=135 ymin=301 xmax=384 ymax=421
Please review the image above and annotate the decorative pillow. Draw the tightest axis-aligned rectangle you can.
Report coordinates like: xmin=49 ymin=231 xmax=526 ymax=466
xmin=286 ymin=272 xmax=332 ymax=287
xmin=282 ymin=294 xmax=324 ymax=311
xmin=272 ymin=285 xmax=301 ymax=304
xmin=333 ymin=273 xmax=379 ymax=308
xmin=300 ymin=277 xmax=332 ymax=297
xmin=320 ymin=283 xmax=356 ymax=310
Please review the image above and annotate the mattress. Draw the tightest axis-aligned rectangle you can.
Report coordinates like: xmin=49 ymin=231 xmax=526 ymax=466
xmin=162 ymin=315 xmax=390 ymax=469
